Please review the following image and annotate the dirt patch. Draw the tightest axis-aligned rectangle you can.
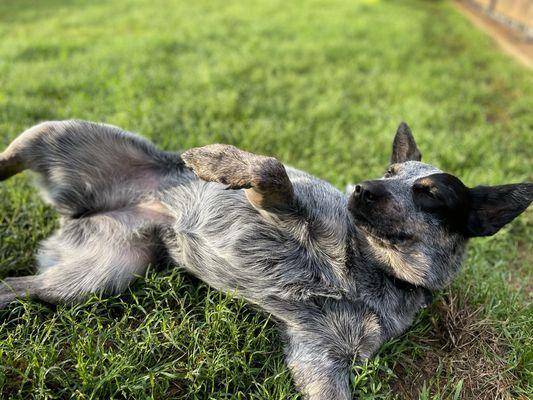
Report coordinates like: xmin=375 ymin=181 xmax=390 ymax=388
xmin=454 ymin=1 xmax=533 ymax=69
xmin=390 ymin=290 xmax=519 ymax=399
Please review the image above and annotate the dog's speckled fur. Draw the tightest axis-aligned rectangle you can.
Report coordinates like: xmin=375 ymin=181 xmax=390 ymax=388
xmin=1 ymin=120 xmax=531 ymax=399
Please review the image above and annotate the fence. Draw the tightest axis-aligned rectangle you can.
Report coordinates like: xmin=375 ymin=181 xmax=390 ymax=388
xmin=465 ymin=0 xmax=533 ymax=39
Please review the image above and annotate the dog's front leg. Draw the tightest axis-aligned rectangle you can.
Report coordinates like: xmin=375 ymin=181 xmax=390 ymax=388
xmin=283 ymin=332 xmax=352 ymax=400
xmin=181 ymin=144 xmax=294 ymax=211
xmin=275 ymin=299 xmax=383 ymax=399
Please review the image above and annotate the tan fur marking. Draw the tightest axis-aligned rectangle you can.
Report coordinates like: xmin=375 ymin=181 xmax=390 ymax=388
xmin=368 ymin=236 xmax=427 ymax=286
xmin=136 ymin=200 xmax=176 ymax=224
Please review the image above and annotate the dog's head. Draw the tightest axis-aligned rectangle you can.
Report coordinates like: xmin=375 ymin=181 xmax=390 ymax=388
xmin=348 ymin=123 xmax=532 ymax=289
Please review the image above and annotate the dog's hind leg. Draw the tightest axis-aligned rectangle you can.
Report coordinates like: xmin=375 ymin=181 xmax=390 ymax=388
xmin=0 ymin=120 xmax=183 ymax=216
xmin=0 ymin=151 xmax=23 ymax=181
xmin=0 ymin=276 xmax=39 ymax=308
xmin=0 ymin=202 xmax=174 ymax=308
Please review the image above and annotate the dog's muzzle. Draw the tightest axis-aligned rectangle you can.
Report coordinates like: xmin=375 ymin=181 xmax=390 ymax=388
xmin=349 ymin=180 xmax=391 ymax=213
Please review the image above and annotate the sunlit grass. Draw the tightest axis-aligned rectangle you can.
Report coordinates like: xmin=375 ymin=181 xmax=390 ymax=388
xmin=0 ymin=0 xmax=531 ymax=398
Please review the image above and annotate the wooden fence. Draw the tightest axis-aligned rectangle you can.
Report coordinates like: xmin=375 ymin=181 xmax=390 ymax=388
xmin=466 ymin=0 xmax=533 ymax=38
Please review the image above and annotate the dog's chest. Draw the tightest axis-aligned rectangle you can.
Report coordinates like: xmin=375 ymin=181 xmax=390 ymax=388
xmin=160 ymin=174 xmax=351 ymax=301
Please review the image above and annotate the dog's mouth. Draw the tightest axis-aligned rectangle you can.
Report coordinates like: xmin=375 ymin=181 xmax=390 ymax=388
xmin=350 ymin=209 xmax=414 ymax=246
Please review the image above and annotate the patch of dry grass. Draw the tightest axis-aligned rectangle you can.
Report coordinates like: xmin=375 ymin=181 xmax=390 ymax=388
xmin=391 ymin=289 xmax=521 ymax=399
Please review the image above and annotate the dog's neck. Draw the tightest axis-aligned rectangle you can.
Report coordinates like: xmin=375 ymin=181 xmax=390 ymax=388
xmin=345 ymin=231 xmax=434 ymax=337
xmin=349 ymin=223 xmax=466 ymax=291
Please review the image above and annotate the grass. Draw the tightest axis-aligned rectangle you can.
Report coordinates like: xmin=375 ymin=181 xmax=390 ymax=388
xmin=0 ymin=0 xmax=531 ymax=398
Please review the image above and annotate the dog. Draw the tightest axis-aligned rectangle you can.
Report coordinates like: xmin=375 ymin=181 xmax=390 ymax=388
xmin=0 ymin=120 xmax=531 ymax=399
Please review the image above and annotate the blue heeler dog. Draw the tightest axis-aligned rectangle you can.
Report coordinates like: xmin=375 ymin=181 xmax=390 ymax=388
xmin=0 ymin=121 xmax=531 ymax=399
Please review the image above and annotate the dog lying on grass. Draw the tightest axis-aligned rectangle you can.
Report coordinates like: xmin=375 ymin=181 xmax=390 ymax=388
xmin=0 ymin=121 xmax=531 ymax=399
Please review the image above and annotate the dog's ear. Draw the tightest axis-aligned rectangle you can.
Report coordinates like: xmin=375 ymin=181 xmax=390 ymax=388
xmin=391 ymin=122 xmax=422 ymax=163
xmin=465 ymin=183 xmax=532 ymax=237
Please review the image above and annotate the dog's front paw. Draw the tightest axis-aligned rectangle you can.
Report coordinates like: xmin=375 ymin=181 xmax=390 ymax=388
xmin=182 ymin=144 xmax=293 ymax=210
xmin=181 ymin=144 xmax=253 ymax=188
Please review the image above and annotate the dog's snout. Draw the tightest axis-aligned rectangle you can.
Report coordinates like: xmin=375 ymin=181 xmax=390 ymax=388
xmin=353 ymin=181 xmax=390 ymax=204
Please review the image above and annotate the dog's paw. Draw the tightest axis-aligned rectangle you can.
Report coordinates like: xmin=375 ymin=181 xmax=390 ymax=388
xmin=182 ymin=144 xmax=293 ymax=210
xmin=181 ymin=144 xmax=254 ymax=188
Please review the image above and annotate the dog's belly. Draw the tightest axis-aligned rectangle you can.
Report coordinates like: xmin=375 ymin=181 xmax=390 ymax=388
xmin=159 ymin=178 xmax=271 ymax=295
xmin=158 ymin=172 xmax=351 ymax=304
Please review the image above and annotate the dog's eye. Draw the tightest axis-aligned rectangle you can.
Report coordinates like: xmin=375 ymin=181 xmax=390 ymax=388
xmin=413 ymin=184 xmax=444 ymax=211
xmin=412 ymin=177 xmax=443 ymax=199
xmin=413 ymin=184 xmax=438 ymax=198
xmin=423 ymin=189 xmax=437 ymax=199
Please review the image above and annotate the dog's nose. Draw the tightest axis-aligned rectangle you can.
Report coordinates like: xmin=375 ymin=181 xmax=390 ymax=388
xmin=353 ymin=181 xmax=390 ymax=203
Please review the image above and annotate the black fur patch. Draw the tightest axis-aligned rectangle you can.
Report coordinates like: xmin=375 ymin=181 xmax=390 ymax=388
xmin=412 ymin=173 xmax=471 ymax=235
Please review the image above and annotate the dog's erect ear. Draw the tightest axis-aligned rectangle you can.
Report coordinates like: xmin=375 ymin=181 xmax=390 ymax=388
xmin=466 ymin=183 xmax=532 ymax=237
xmin=391 ymin=122 xmax=422 ymax=163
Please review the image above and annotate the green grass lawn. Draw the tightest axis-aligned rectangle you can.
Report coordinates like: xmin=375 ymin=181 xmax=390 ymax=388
xmin=0 ymin=0 xmax=531 ymax=398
